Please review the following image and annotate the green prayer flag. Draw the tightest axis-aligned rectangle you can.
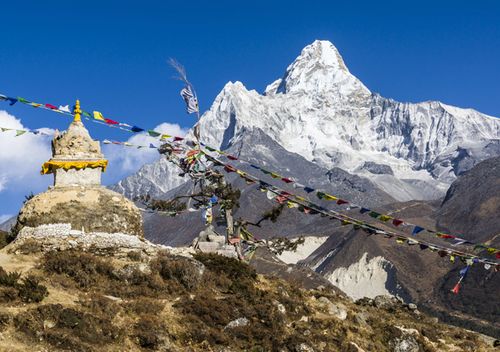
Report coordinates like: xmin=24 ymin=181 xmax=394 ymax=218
xmin=17 ymin=97 xmax=30 ymax=104
xmin=148 ymin=130 xmax=161 ymax=137
xmin=368 ymin=211 xmax=381 ymax=218
xmin=16 ymin=130 xmax=27 ymax=136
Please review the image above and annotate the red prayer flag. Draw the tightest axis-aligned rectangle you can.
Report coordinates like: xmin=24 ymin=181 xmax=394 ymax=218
xmin=174 ymin=136 xmax=184 ymax=142
xmin=227 ymin=155 xmax=238 ymax=160
xmin=281 ymin=177 xmax=293 ymax=183
xmin=337 ymin=199 xmax=349 ymax=205
xmin=451 ymin=283 xmax=461 ymax=294
xmin=224 ymin=165 xmax=236 ymax=173
xmin=104 ymin=118 xmax=119 ymax=125
xmin=45 ymin=103 xmax=57 ymax=110
xmin=392 ymin=219 xmax=404 ymax=226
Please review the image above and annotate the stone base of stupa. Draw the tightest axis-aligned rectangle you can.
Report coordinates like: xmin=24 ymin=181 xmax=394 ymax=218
xmin=12 ymin=186 xmax=144 ymax=237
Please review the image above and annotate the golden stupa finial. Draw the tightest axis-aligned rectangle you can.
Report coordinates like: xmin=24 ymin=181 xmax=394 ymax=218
xmin=73 ymin=99 xmax=82 ymax=122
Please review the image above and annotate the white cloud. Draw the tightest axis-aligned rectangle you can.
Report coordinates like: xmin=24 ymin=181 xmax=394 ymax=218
xmin=103 ymin=122 xmax=188 ymax=178
xmin=0 ymin=110 xmax=53 ymax=193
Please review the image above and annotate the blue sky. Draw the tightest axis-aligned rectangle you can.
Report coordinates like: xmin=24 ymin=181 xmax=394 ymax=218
xmin=0 ymin=0 xmax=499 ymax=219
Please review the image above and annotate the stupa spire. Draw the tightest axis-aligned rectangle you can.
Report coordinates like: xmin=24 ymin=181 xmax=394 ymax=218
xmin=73 ymin=99 xmax=82 ymax=122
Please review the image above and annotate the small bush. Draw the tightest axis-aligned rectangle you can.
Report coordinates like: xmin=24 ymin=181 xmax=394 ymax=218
xmin=15 ymin=304 xmax=123 ymax=350
xmin=152 ymin=255 xmax=203 ymax=290
xmin=0 ymin=312 xmax=9 ymax=331
xmin=0 ymin=287 xmax=18 ymax=303
xmin=134 ymin=317 xmax=165 ymax=349
xmin=43 ymin=251 xmax=114 ymax=288
xmin=125 ymin=297 xmax=164 ymax=316
xmin=127 ymin=250 xmax=142 ymax=261
xmin=17 ymin=275 xmax=48 ymax=303
xmin=193 ymin=252 xmax=256 ymax=282
xmin=0 ymin=268 xmax=20 ymax=287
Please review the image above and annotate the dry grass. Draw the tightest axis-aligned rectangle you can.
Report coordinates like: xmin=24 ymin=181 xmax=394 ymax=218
xmin=0 ymin=249 xmax=492 ymax=351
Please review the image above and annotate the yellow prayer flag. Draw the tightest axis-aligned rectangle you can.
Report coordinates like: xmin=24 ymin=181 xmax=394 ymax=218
xmin=324 ymin=194 xmax=337 ymax=201
xmin=93 ymin=111 xmax=105 ymax=121
xmin=379 ymin=215 xmax=392 ymax=222
xmin=161 ymin=134 xmax=172 ymax=140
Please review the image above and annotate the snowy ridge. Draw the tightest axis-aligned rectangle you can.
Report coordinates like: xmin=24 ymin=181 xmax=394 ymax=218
xmin=115 ymin=39 xmax=500 ymax=202
xmin=190 ymin=40 xmax=500 ymax=200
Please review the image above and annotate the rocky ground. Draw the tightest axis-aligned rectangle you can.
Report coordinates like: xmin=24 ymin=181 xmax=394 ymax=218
xmin=0 ymin=229 xmax=496 ymax=351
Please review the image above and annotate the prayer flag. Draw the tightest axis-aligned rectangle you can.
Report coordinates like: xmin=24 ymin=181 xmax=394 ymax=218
xmin=360 ymin=208 xmax=370 ymax=214
xmin=392 ymin=219 xmax=404 ymax=226
xmin=459 ymin=266 xmax=469 ymax=277
xmin=337 ymin=199 xmax=348 ymax=205
xmin=148 ymin=130 xmax=161 ymax=137
xmin=412 ymin=226 xmax=424 ymax=235
xmin=437 ymin=233 xmax=455 ymax=239
xmin=17 ymin=97 xmax=30 ymax=104
xmin=131 ymin=126 xmax=145 ymax=133
xmin=224 ymin=165 xmax=237 ymax=173
xmin=180 ymin=84 xmax=199 ymax=114
xmin=82 ymin=111 xmax=91 ymax=118
xmin=379 ymin=215 xmax=391 ymax=222
xmin=7 ymin=97 xmax=17 ymax=105
xmin=174 ymin=136 xmax=184 ymax=142
xmin=303 ymin=187 xmax=315 ymax=193
xmin=93 ymin=111 xmax=105 ymax=121
xmin=368 ymin=211 xmax=381 ymax=218
xmin=161 ymin=134 xmax=172 ymax=140
xmin=16 ymin=130 xmax=27 ymax=136
xmin=105 ymin=118 xmax=119 ymax=125
xmin=227 ymin=155 xmax=238 ymax=161
xmin=59 ymin=105 xmax=71 ymax=113
xmin=0 ymin=94 xmax=6 ymax=101
xmin=282 ymin=177 xmax=293 ymax=183
xmin=451 ymin=283 xmax=461 ymax=294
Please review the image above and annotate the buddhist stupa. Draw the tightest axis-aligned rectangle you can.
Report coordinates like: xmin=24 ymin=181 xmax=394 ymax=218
xmin=13 ymin=101 xmax=144 ymax=237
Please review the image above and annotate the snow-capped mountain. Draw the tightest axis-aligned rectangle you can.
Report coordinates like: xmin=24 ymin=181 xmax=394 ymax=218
xmin=190 ymin=40 xmax=500 ymax=201
xmin=116 ymin=39 xmax=500 ymax=202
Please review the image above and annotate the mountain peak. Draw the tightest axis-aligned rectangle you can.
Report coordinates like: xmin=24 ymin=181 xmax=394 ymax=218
xmin=299 ymin=40 xmax=349 ymax=72
xmin=265 ymin=40 xmax=370 ymax=96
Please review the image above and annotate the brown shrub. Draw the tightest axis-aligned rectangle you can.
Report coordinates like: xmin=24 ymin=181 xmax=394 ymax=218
xmin=0 ymin=287 xmax=18 ymax=303
xmin=43 ymin=251 xmax=114 ymax=289
xmin=125 ymin=297 xmax=164 ymax=316
xmin=15 ymin=304 xmax=123 ymax=350
xmin=0 ymin=267 xmax=20 ymax=287
xmin=17 ymin=275 xmax=48 ymax=303
xmin=80 ymin=295 xmax=121 ymax=320
xmin=126 ymin=250 xmax=142 ymax=261
xmin=152 ymin=255 xmax=203 ymax=290
xmin=134 ymin=316 xmax=166 ymax=349
xmin=0 ymin=311 xmax=10 ymax=331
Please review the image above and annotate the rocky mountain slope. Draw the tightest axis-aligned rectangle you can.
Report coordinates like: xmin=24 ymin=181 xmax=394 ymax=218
xmin=300 ymin=157 xmax=500 ymax=337
xmin=115 ymin=40 xmax=500 ymax=202
xmin=0 ymin=234 xmax=497 ymax=351
xmin=141 ymin=128 xmax=394 ymax=246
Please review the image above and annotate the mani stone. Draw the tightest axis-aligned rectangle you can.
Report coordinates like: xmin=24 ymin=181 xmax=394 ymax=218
xmin=13 ymin=103 xmax=144 ymax=237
